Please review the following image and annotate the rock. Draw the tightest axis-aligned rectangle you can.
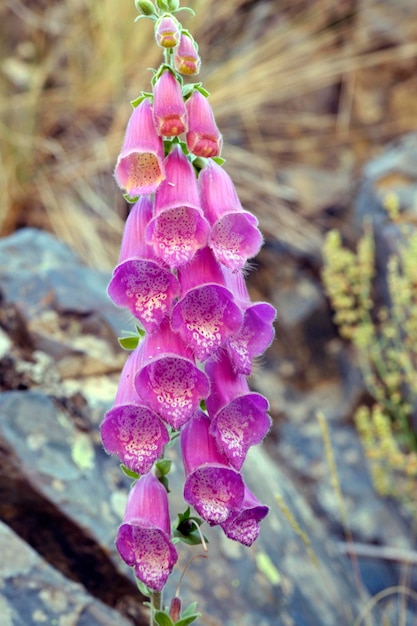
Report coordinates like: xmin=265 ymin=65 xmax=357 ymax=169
xmin=0 ymin=520 xmax=135 ymax=626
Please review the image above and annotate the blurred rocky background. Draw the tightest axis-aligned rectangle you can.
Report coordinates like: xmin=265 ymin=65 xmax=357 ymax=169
xmin=1 ymin=0 xmax=417 ymax=625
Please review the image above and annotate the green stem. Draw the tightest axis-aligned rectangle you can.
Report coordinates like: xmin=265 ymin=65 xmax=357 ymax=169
xmin=150 ymin=591 xmax=162 ymax=626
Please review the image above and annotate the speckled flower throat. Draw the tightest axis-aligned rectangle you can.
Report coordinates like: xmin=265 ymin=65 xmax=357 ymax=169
xmin=100 ymin=1 xmax=276 ymax=623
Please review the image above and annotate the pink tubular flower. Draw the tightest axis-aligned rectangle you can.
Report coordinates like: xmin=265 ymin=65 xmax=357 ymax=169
xmin=205 ymin=352 xmax=271 ymax=470
xmin=134 ymin=319 xmax=210 ymax=429
xmin=153 ymin=70 xmax=188 ymax=137
xmin=174 ymin=32 xmax=201 ymax=75
xmin=107 ymin=196 xmax=180 ymax=333
xmin=186 ymin=90 xmax=222 ymax=158
xmin=116 ymin=473 xmax=178 ymax=591
xmin=171 ymin=247 xmax=242 ymax=361
xmin=199 ymin=160 xmax=263 ymax=271
xmin=154 ymin=14 xmax=180 ymax=48
xmin=220 ymin=486 xmax=269 ymax=546
xmin=100 ymin=349 xmax=169 ymax=475
xmin=181 ymin=411 xmax=245 ymax=525
xmin=115 ymin=98 xmax=165 ymax=196
xmin=223 ymin=268 xmax=276 ymax=374
xmin=146 ymin=146 xmax=210 ymax=268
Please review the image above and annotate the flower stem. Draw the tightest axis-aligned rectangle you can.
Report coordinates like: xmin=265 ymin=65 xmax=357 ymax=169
xmin=150 ymin=591 xmax=162 ymax=626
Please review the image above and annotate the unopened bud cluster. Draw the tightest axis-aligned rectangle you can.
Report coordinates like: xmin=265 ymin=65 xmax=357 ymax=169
xmin=101 ymin=0 xmax=276 ymax=595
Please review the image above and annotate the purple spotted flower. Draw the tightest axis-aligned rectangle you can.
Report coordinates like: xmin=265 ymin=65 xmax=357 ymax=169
xmin=116 ymin=473 xmax=178 ymax=591
xmin=185 ymin=90 xmax=222 ymax=158
xmin=171 ymin=247 xmax=242 ymax=361
xmin=223 ymin=268 xmax=276 ymax=375
xmin=199 ymin=160 xmax=263 ymax=271
xmin=221 ymin=485 xmax=269 ymax=546
xmin=181 ymin=411 xmax=244 ymax=525
xmin=114 ymin=98 xmax=165 ymax=196
xmin=100 ymin=348 xmax=169 ymax=475
xmin=134 ymin=319 xmax=210 ymax=429
xmin=107 ymin=196 xmax=180 ymax=333
xmin=146 ymin=146 xmax=210 ymax=268
xmin=205 ymin=352 xmax=271 ymax=470
xmin=153 ymin=70 xmax=188 ymax=137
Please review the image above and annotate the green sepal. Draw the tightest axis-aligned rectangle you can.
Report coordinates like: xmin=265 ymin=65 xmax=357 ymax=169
xmin=130 ymin=92 xmax=152 ymax=109
xmin=135 ymin=577 xmax=151 ymax=597
xmin=159 ymin=475 xmax=170 ymax=493
xmin=155 ymin=459 xmax=172 ymax=477
xmin=175 ymin=614 xmax=201 ymax=626
xmin=211 ymin=156 xmax=226 ymax=166
xmin=123 ymin=193 xmax=140 ymax=204
xmin=199 ymin=399 xmax=207 ymax=412
xmin=154 ymin=611 xmax=174 ymax=626
xmin=118 ymin=335 xmax=140 ymax=350
xmin=182 ymin=82 xmax=209 ymax=100
xmin=120 ymin=464 xmax=140 ymax=480
xmin=174 ymin=7 xmax=196 ymax=17
xmin=172 ymin=507 xmax=208 ymax=546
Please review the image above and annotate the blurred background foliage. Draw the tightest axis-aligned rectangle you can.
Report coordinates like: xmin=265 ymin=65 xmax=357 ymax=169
xmin=1 ymin=0 xmax=417 ymax=269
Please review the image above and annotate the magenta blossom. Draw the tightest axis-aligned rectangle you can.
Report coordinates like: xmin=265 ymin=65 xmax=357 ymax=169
xmin=185 ymin=90 xmax=222 ymax=158
xmin=146 ymin=146 xmax=210 ymax=268
xmin=223 ymin=268 xmax=276 ymax=374
xmin=114 ymin=98 xmax=165 ymax=196
xmin=181 ymin=411 xmax=244 ymax=525
xmin=221 ymin=485 xmax=269 ymax=546
xmin=154 ymin=14 xmax=180 ymax=48
xmin=205 ymin=352 xmax=271 ymax=470
xmin=107 ymin=196 xmax=180 ymax=333
xmin=199 ymin=160 xmax=263 ymax=271
xmin=153 ymin=70 xmax=188 ymax=137
xmin=134 ymin=319 xmax=210 ymax=429
xmin=116 ymin=473 xmax=178 ymax=591
xmin=174 ymin=32 xmax=201 ymax=76
xmin=171 ymin=247 xmax=242 ymax=361
xmin=100 ymin=349 xmax=169 ymax=475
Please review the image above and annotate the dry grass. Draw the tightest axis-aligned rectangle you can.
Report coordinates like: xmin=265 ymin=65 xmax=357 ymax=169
xmin=1 ymin=0 xmax=417 ymax=268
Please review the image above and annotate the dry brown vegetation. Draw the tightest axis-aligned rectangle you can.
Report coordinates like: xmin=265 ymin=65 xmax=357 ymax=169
xmin=1 ymin=0 xmax=417 ymax=268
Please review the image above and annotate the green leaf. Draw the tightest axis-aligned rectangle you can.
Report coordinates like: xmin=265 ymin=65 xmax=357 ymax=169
xmin=120 ymin=464 xmax=140 ymax=480
xmin=154 ymin=611 xmax=174 ymax=626
xmin=181 ymin=603 xmax=199 ymax=619
xmin=174 ymin=531 xmax=207 ymax=546
xmin=118 ymin=336 xmax=140 ymax=351
xmin=155 ymin=459 xmax=172 ymax=476
xmin=175 ymin=614 xmax=201 ymax=626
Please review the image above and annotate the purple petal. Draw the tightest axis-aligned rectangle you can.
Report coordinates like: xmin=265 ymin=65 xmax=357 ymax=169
xmin=221 ymin=487 xmax=269 ymax=546
xmin=108 ymin=259 xmax=180 ymax=333
xmin=171 ymin=284 xmax=242 ymax=361
xmin=209 ymin=393 xmax=271 ymax=470
xmin=228 ymin=302 xmax=276 ymax=375
xmin=209 ymin=211 xmax=263 ymax=271
xmin=205 ymin=352 xmax=250 ymax=416
xmin=181 ymin=409 xmax=229 ymax=473
xmin=146 ymin=206 xmax=209 ymax=268
xmin=100 ymin=404 xmax=169 ymax=475
xmin=116 ymin=525 xmax=178 ymax=591
xmin=184 ymin=464 xmax=244 ymax=525
xmin=135 ymin=356 xmax=209 ymax=429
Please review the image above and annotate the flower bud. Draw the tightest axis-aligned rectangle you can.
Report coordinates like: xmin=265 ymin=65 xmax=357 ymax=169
xmin=186 ymin=90 xmax=222 ymax=158
xmin=156 ymin=0 xmax=170 ymax=9
xmin=154 ymin=14 xmax=180 ymax=48
xmin=169 ymin=597 xmax=181 ymax=622
xmin=135 ymin=0 xmax=157 ymax=16
xmin=174 ymin=33 xmax=201 ymax=75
